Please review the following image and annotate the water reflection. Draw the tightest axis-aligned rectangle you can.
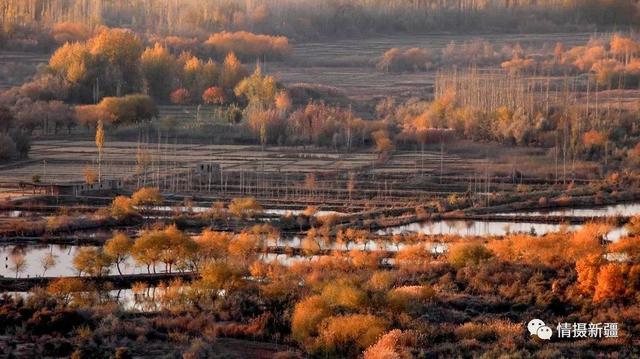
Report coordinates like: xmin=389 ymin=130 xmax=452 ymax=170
xmin=148 ymin=206 xmax=345 ymax=217
xmin=0 ymin=244 xmax=145 ymax=278
xmin=378 ymin=220 xmax=578 ymax=237
xmin=494 ymin=202 xmax=640 ymax=218
xmin=1 ymin=215 xmax=631 ymax=279
xmin=378 ymin=220 xmax=629 ymax=241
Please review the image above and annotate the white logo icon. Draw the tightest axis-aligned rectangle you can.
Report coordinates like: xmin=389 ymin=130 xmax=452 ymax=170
xmin=528 ymin=319 xmax=552 ymax=340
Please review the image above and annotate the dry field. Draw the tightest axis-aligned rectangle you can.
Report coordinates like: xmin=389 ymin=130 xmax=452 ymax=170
xmin=0 ymin=140 xmax=379 ymax=183
xmin=0 ymin=139 xmax=598 ymax=191
xmin=0 ymin=33 xmax=593 ymax=101
xmin=268 ymin=32 xmax=592 ymax=101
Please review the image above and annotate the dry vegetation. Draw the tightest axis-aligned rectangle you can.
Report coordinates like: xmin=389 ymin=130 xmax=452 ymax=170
xmin=1 ymin=0 xmax=637 ymax=47
xmin=1 ymin=1 xmax=640 ymax=358
xmin=3 ymin=200 xmax=640 ymax=357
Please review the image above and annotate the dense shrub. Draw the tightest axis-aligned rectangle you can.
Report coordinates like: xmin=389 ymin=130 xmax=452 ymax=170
xmin=376 ymin=48 xmax=434 ymax=73
xmin=203 ymin=31 xmax=290 ymax=60
xmin=0 ymin=133 xmax=17 ymax=161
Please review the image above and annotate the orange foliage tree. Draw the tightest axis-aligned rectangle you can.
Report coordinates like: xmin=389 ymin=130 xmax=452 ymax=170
xmin=593 ymin=263 xmax=626 ymax=302
xmin=202 ymin=86 xmax=225 ymax=105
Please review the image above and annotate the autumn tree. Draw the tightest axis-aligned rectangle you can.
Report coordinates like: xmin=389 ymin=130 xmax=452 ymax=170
xmin=95 ymin=120 xmax=104 ymax=183
xmin=163 ymin=224 xmax=197 ymax=272
xmin=73 ymin=247 xmax=111 ymax=277
xmin=49 ymin=28 xmax=144 ymax=101
xmin=104 ymin=232 xmax=134 ymax=276
xmin=75 ymin=104 xmax=110 ymax=127
xmin=131 ymin=187 xmax=163 ymax=214
xmin=349 ymin=249 xmax=382 ymax=270
xmin=52 ymin=22 xmax=91 ymax=44
xmin=49 ymin=42 xmax=94 ymax=89
xmin=274 ymin=90 xmax=292 ymax=114
xmin=228 ymin=231 xmax=259 ymax=267
xmin=97 ymin=94 xmax=157 ymax=125
xmin=234 ymin=65 xmax=277 ymax=110
xmin=9 ymin=252 xmax=26 ymax=278
xmin=610 ymin=34 xmax=639 ymax=65
xmin=221 ymin=52 xmax=248 ymax=90
xmin=131 ymin=229 xmax=167 ymax=273
xmin=110 ymin=195 xmax=138 ymax=221
xmin=250 ymin=223 xmax=280 ymax=248
xmin=386 ymin=285 xmax=435 ymax=312
xmin=169 ymin=88 xmax=191 ymax=105
xmin=40 ymin=252 xmax=56 ymax=276
xmin=576 ymin=254 xmax=603 ymax=295
xmin=301 ymin=235 xmax=322 ymax=258
xmin=46 ymin=278 xmax=86 ymax=305
xmin=246 ymin=108 xmax=286 ymax=146
xmin=202 ymin=86 xmax=225 ymax=105
xmin=194 ymin=230 xmax=232 ymax=267
xmin=199 ymin=261 xmax=244 ymax=293
xmin=395 ymin=244 xmax=430 ymax=271
xmin=83 ymin=166 xmax=97 ymax=185
xmin=88 ymin=28 xmax=143 ymax=96
xmin=179 ymin=54 xmax=219 ymax=99
xmin=593 ymin=263 xmax=626 ymax=302
xmin=141 ymin=43 xmax=177 ymax=101
xmin=203 ymin=31 xmax=290 ymax=60
xmin=228 ymin=197 xmax=263 ymax=219
xmin=583 ymin=129 xmax=607 ymax=159
xmin=203 ymin=201 xmax=228 ymax=222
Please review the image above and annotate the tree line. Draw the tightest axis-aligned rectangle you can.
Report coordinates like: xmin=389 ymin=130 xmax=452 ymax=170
xmin=1 ymin=0 xmax=637 ymax=43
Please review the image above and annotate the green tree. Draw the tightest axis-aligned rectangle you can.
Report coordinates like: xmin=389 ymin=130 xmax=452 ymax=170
xmin=221 ymin=52 xmax=248 ymax=90
xmin=234 ymin=65 xmax=277 ymax=110
xmin=141 ymin=43 xmax=177 ymax=101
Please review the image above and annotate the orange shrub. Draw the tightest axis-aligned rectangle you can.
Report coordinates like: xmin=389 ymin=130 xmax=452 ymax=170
xmin=317 ymin=314 xmax=388 ymax=356
xmin=203 ymin=31 xmax=290 ymax=60
xmin=131 ymin=187 xmax=162 ymax=207
xmin=202 ymin=86 xmax=225 ymax=105
xmin=363 ymin=330 xmax=417 ymax=359
xmin=575 ymin=254 xmax=603 ymax=294
xmin=593 ymin=263 xmax=626 ymax=302
xmin=111 ymin=195 xmax=138 ymax=220
xmin=52 ymin=22 xmax=91 ymax=44
xmin=376 ymin=47 xmax=433 ymax=72
xmin=291 ymin=295 xmax=330 ymax=345
xmin=489 ymin=225 xmax=604 ymax=267
xmin=501 ymin=56 xmax=536 ymax=75
xmin=386 ymin=285 xmax=434 ymax=311
xmin=320 ymin=281 xmax=366 ymax=310
xmin=170 ymin=88 xmax=191 ymax=104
